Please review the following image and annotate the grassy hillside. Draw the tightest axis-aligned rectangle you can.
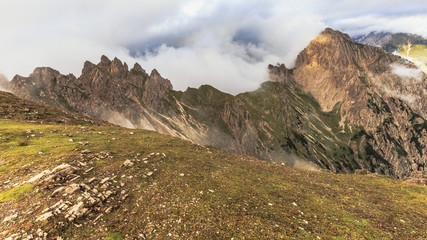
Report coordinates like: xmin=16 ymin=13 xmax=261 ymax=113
xmin=0 ymin=117 xmax=426 ymax=239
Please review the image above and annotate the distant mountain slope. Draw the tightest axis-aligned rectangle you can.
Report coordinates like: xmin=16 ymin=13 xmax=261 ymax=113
xmin=355 ymin=31 xmax=427 ymax=73
xmin=0 ymin=112 xmax=426 ymax=239
xmin=9 ymin=28 xmax=427 ymax=179
xmin=0 ymin=90 xmax=111 ymax=126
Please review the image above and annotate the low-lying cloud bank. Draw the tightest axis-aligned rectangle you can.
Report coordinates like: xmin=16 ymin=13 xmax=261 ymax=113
xmin=0 ymin=0 xmax=426 ymax=94
xmin=390 ymin=63 xmax=424 ymax=81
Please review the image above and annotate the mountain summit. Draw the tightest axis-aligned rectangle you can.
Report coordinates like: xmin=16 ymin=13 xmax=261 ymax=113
xmin=9 ymin=28 xmax=427 ymax=179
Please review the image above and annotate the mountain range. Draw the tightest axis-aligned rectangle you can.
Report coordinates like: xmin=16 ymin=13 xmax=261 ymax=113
xmin=3 ymin=28 xmax=427 ymax=180
xmin=354 ymin=31 xmax=427 ymax=73
xmin=0 ymin=28 xmax=426 ymax=239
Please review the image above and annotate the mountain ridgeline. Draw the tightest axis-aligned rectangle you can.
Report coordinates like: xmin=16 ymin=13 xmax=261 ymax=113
xmin=354 ymin=31 xmax=427 ymax=73
xmin=7 ymin=28 xmax=427 ymax=179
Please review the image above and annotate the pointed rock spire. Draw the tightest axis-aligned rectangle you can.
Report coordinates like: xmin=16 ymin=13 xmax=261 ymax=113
xmin=150 ymin=69 xmax=161 ymax=78
xmin=131 ymin=63 xmax=145 ymax=74
xmin=99 ymin=55 xmax=111 ymax=66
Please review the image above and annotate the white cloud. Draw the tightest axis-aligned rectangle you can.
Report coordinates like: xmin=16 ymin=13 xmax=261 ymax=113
xmin=390 ymin=63 xmax=424 ymax=81
xmin=0 ymin=0 xmax=426 ymax=94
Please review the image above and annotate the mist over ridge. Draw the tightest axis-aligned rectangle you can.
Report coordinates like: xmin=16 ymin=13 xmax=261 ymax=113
xmin=1 ymin=0 xmax=426 ymax=94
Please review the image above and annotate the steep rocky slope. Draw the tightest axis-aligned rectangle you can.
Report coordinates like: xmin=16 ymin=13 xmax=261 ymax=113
xmin=293 ymin=28 xmax=427 ymax=178
xmin=9 ymin=29 xmax=427 ymax=179
xmin=0 ymin=90 xmax=111 ymax=126
xmin=0 ymin=95 xmax=426 ymax=239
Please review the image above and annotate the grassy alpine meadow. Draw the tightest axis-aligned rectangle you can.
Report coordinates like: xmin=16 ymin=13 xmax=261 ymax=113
xmin=0 ymin=118 xmax=426 ymax=240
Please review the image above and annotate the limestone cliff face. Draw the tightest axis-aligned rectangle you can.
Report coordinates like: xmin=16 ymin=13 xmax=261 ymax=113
xmin=292 ymin=28 xmax=427 ymax=178
xmin=9 ymin=29 xmax=427 ymax=179
xmin=10 ymin=56 xmax=173 ymax=128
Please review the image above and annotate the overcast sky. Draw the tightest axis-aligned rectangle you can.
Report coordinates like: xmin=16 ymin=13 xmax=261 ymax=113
xmin=0 ymin=0 xmax=426 ymax=94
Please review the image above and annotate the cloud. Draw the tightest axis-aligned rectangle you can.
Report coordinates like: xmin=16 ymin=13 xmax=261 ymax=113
xmin=390 ymin=63 xmax=424 ymax=81
xmin=0 ymin=74 xmax=9 ymax=92
xmin=0 ymin=0 xmax=426 ymax=94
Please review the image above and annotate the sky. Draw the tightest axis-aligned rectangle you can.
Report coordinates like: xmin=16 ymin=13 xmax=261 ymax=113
xmin=0 ymin=0 xmax=426 ymax=94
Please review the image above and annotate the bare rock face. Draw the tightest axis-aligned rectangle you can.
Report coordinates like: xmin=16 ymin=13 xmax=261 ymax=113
xmin=9 ymin=30 xmax=427 ymax=179
xmin=292 ymin=28 xmax=427 ymax=178
xmin=10 ymin=56 xmax=173 ymax=129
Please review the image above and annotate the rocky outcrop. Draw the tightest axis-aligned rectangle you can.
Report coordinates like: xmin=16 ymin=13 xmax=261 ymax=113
xmin=9 ymin=30 xmax=427 ymax=179
xmin=10 ymin=56 xmax=173 ymax=129
xmin=1 ymin=149 xmax=168 ymax=240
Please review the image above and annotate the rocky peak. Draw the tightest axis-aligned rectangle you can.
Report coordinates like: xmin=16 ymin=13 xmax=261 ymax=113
xmin=30 ymin=67 xmax=61 ymax=79
xmin=297 ymin=28 xmax=373 ymax=70
xmin=110 ymin=57 xmax=127 ymax=77
xmin=131 ymin=63 xmax=146 ymax=74
xmin=319 ymin=27 xmax=352 ymax=41
xmin=142 ymin=69 xmax=173 ymax=110
xmin=268 ymin=64 xmax=293 ymax=85
xmin=98 ymin=55 xmax=111 ymax=67
xmin=150 ymin=69 xmax=161 ymax=78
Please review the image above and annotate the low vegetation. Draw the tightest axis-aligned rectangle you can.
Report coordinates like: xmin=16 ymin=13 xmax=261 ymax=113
xmin=0 ymin=90 xmax=426 ymax=239
xmin=0 ymin=118 xmax=425 ymax=239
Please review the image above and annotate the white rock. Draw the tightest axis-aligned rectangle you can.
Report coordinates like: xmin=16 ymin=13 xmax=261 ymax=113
xmin=6 ymin=234 xmax=19 ymax=240
xmin=63 ymin=184 xmax=80 ymax=194
xmin=52 ymin=163 xmax=71 ymax=172
xmin=104 ymin=190 xmax=113 ymax=198
xmin=2 ymin=214 xmax=18 ymax=223
xmin=100 ymin=177 xmax=110 ymax=184
xmin=123 ymin=160 xmax=134 ymax=167
xmin=50 ymin=187 xmax=65 ymax=197
xmin=43 ymin=200 xmax=64 ymax=213
xmin=105 ymin=206 xmax=113 ymax=213
xmin=36 ymin=211 xmax=53 ymax=222
xmin=67 ymin=202 xmax=87 ymax=220
xmin=87 ymin=177 xmax=96 ymax=184
xmin=26 ymin=170 xmax=52 ymax=184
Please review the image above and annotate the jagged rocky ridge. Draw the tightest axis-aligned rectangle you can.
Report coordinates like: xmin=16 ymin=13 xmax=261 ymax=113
xmin=353 ymin=31 xmax=427 ymax=52
xmin=9 ymin=28 xmax=427 ymax=179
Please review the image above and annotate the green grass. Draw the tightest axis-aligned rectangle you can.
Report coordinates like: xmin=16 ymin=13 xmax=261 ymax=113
xmin=104 ymin=232 xmax=122 ymax=240
xmin=0 ymin=184 xmax=34 ymax=202
xmin=1 ymin=118 xmax=425 ymax=239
